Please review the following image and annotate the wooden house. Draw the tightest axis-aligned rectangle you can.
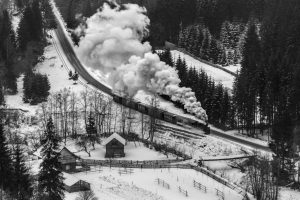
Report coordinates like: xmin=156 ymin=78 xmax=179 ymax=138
xmin=34 ymin=146 xmax=80 ymax=173
xmin=63 ymin=172 xmax=90 ymax=193
xmin=103 ymin=133 xmax=126 ymax=158
xmin=59 ymin=147 xmax=79 ymax=172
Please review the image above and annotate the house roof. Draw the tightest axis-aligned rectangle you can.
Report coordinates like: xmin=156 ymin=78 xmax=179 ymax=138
xmin=102 ymin=133 xmax=126 ymax=146
xmin=63 ymin=172 xmax=80 ymax=186
xmin=33 ymin=146 xmax=78 ymax=159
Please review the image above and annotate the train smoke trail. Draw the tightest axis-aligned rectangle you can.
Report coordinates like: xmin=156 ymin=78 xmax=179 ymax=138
xmin=75 ymin=2 xmax=207 ymax=120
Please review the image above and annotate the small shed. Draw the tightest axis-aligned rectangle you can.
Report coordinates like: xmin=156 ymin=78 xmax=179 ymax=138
xmin=34 ymin=146 xmax=79 ymax=172
xmin=103 ymin=133 xmax=126 ymax=158
xmin=63 ymin=172 xmax=90 ymax=193
xmin=59 ymin=147 xmax=79 ymax=172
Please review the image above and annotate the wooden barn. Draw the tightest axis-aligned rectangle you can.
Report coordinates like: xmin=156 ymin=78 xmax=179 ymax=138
xmin=103 ymin=133 xmax=126 ymax=158
xmin=59 ymin=147 xmax=79 ymax=172
xmin=63 ymin=172 xmax=90 ymax=193
xmin=34 ymin=146 xmax=80 ymax=173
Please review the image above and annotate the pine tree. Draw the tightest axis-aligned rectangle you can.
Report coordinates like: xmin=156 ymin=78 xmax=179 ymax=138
xmin=38 ymin=117 xmax=64 ymax=200
xmin=209 ymin=37 xmax=219 ymax=63
xmin=31 ymin=0 xmax=43 ymax=41
xmin=220 ymin=21 xmax=231 ymax=49
xmin=271 ymin=106 xmax=294 ymax=183
xmin=0 ymin=10 xmax=17 ymax=94
xmin=0 ymin=10 xmax=16 ymax=59
xmin=17 ymin=1 xmax=44 ymax=51
xmin=15 ymin=0 xmax=25 ymax=10
xmin=218 ymin=46 xmax=227 ymax=66
xmin=159 ymin=48 xmax=173 ymax=67
xmin=86 ymin=113 xmax=98 ymax=149
xmin=66 ymin=0 xmax=77 ymax=29
xmin=83 ymin=0 xmax=93 ymax=18
xmin=0 ymin=123 xmax=13 ymax=197
xmin=233 ymin=49 xmax=239 ymax=65
xmin=200 ymin=29 xmax=211 ymax=60
xmin=41 ymin=0 xmax=57 ymax=30
xmin=221 ymin=90 xmax=231 ymax=127
xmin=0 ymin=82 xmax=5 ymax=106
xmin=5 ymin=61 xmax=17 ymax=94
xmin=11 ymin=143 xmax=33 ymax=200
xmin=210 ymin=84 xmax=223 ymax=125
xmin=23 ymin=68 xmax=34 ymax=103
xmin=17 ymin=6 xmax=33 ymax=50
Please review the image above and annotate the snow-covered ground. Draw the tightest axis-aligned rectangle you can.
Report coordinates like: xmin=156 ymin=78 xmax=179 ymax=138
xmin=280 ymin=187 xmax=300 ymax=200
xmin=5 ymin=42 xmax=86 ymax=115
xmin=65 ymin=167 xmax=244 ymax=200
xmin=33 ymin=140 xmax=176 ymax=161
xmin=171 ymin=50 xmax=235 ymax=90
xmin=203 ymin=160 xmax=245 ymax=187
xmin=70 ymin=141 xmax=176 ymax=161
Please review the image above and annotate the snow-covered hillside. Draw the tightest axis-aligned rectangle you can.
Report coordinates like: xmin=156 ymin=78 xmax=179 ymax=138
xmin=171 ymin=50 xmax=236 ymax=90
xmin=5 ymin=38 xmax=87 ymax=115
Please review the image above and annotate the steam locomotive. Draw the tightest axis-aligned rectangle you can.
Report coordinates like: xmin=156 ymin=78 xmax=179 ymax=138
xmin=112 ymin=94 xmax=211 ymax=134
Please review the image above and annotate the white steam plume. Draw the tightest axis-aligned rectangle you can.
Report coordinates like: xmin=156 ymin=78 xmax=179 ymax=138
xmin=75 ymin=2 xmax=207 ymax=120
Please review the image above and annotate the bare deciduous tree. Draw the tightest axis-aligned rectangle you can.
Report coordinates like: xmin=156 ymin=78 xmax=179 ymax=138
xmin=76 ymin=190 xmax=98 ymax=200
xmin=245 ymin=156 xmax=279 ymax=200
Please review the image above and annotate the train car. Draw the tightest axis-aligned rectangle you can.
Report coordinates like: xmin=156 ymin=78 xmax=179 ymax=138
xmin=112 ymin=93 xmax=211 ymax=134
xmin=160 ymin=112 xmax=177 ymax=124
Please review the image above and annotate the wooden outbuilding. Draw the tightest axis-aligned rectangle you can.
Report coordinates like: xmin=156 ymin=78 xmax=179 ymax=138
xmin=63 ymin=172 xmax=90 ymax=193
xmin=103 ymin=133 xmax=126 ymax=158
xmin=59 ymin=147 xmax=79 ymax=172
xmin=34 ymin=146 xmax=80 ymax=173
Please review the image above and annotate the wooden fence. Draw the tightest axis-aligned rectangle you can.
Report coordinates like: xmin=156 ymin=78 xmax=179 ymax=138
xmin=155 ymin=178 xmax=170 ymax=189
xmin=193 ymin=180 xmax=207 ymax=193
xmin=190 ymin=165 xmax=245 ymax=195
xmin=178 ymin=186 xmax=188 ymax=197
xmin=215 ymin=188 xmax=225 ymax=200
xmin=78 ymin=160 xmax=245 ymax=195
xmin=82 ymin=158 xmax=187 ymax=168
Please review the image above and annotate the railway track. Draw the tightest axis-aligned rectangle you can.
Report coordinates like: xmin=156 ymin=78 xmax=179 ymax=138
xmin=52 ymin=13 xmax=272 ymax=153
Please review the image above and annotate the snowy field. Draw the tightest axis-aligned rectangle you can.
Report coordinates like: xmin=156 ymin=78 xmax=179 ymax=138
xmin=280 ymin=187 xmax=300 ymax=200
xmin=65 ymin=167 xmax=244 ymax=200
xmin=70 ymin=141 xmax=176 ymax=161
xmin=171 ymin=50 xmax=235 ymax=90
xmin=33 ymin=140 xmax=176 ymax=161
xmin=203 ymin=160 xmax=246 ymax=186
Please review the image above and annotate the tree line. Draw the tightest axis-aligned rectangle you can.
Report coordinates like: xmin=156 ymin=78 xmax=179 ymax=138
xmin=0 ymin=116 xmax=67 ymax=200
xmin=147 ymin=0 xmax=264 ymax=47
xmin=159 ymin=49 xmax=234 ymax=129
xmin=23 ymin=68 xmax=51 ymax=105
xmin=233 ymin=0 xmax=300 ymax=185
xmin=0 ymin=0 xmax=55 ymax=100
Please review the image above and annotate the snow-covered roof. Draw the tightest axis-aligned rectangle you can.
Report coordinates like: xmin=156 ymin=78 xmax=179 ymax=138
xmin=63 ymin=172 xmax=80 ymax=186
xmin=102 ymin=133 xmax=126 ymax=146
xmin=33 ymin=145 xmax=73 ymax=159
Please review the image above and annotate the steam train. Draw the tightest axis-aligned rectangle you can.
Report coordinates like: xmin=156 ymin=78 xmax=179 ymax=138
xmin=112 ymin=94 xmax=211 ymax=134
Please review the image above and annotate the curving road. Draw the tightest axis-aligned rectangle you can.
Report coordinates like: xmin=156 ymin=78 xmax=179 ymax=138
xmin=53 ymin=17 xmax=271 ymax=153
